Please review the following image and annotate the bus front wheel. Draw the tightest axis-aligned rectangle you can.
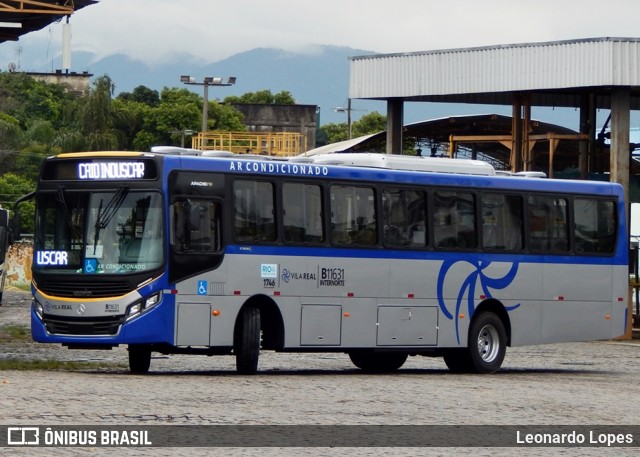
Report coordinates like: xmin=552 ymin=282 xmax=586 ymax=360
xmin=443 ymin=312 xmax=506 ymax=374
xmin=235 ymin=306 xmax=261 ymax=375
xmin=128 ymin=344 xmax=151 ymax=374
xmin=348 ymin=351 xmax=408 ymax=372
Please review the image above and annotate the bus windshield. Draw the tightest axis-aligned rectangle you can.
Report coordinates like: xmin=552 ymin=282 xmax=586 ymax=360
xmin=34 ymin=189 xmax=164 ymax=274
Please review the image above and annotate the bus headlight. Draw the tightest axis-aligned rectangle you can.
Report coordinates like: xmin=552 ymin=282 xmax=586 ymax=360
xmin=145 ymin=293 xmax=160 ymax=309
xmin=33 ymin=299 xmax=44 ymax=319
xmin=125 ymin=293 xmax=161 ymax=321
xmin=126 ymin=303 xmax=142 ymax=321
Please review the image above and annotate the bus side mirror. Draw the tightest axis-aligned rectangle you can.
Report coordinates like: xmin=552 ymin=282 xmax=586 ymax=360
xmin=9 ymin=213 xmax=20 ymax=243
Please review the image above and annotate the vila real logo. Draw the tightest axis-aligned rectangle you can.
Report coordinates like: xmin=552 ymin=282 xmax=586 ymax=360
xmin=280 ymin=269 xmax=317 ymax=283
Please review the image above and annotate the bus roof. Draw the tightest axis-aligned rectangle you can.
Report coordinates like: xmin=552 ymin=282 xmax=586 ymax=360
xmin=308 ymin=153 xmax=496 ymax=176
xmin=47 ymin=148 xmax=621 ymax=197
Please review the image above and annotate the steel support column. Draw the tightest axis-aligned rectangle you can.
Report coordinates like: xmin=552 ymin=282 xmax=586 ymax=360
xmin=386 ymin=98 xmax=404 ymax=155
xmin=610 ymin=87 xmax=630 ymax=224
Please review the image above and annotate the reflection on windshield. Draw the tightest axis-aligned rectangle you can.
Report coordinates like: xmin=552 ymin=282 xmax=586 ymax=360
xmin=34 ymin=190 xmax=164 ymax=274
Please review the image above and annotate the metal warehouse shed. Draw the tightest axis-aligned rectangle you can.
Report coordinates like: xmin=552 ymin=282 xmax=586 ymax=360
xmin=348 ymin=37 xmax=640 ymax=204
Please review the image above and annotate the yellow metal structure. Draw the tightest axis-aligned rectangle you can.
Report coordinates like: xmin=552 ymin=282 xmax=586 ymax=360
xmin=0 ymin=1 xmax=94 ymax=43
xmin=192 ymin=131 xmax=307 ymax=156
xmin=0 ymin=1 xmax=76 ymax=15
xmin=448 ymin=132 xmax=589 ymax=176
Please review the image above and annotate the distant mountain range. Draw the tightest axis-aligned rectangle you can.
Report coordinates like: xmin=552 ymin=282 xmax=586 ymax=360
xmin=65 ymin=45 xmax=394 ymax=125
xmin=7 ymin=44 xmax=581 ymax=127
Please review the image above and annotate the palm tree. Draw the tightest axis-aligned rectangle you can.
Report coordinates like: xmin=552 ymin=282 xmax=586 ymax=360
xmin=59 ymin=75 xmax=134 ymax=152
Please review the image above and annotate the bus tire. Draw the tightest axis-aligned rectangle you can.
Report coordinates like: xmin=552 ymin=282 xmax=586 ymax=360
xmin=348 ymin=351 xmax=408 ymax=372
xmin=443 ymin=312 xmax=506 ymax=373
xmin=128 ymin=344 xmax=151 ymax=374
xmin=235 ymin=306 xmax=261 ymax=375
xmin=442 ymin=349 xmax=474 ymax=373
xmin=469 ymin=312 xmax=506 ymax=373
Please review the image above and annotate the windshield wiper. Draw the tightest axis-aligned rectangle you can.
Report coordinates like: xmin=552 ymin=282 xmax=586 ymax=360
xmin=92 ymin=186 xmax=128 ymax=255
xmin=96 ymin=186 xmax=128 ymax=230
xmin=56 ymin=186 xmax=72 ymax=226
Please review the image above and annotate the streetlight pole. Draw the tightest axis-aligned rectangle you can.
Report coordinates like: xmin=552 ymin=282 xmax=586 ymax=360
xmin=334 ymin=98 xmax=353 ymax=139
xmin=180 ymin=75 xmax=236 ymax=132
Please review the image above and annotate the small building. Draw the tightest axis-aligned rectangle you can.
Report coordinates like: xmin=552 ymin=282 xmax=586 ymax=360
xmin=232 ymin=103 xmax=318 ymax=151
xmin=27 ymin=70 xmax=93 ymax=97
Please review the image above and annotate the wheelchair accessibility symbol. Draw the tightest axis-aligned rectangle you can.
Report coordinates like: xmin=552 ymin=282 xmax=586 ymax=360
xmin=84 ymin=258 xmax=98 ymax=274
xmin=197 ymin=280 xmax=207 ymax=295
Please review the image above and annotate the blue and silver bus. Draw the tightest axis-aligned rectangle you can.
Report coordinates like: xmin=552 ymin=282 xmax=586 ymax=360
xmin=28 ymin=149 xmax=628 ymax=374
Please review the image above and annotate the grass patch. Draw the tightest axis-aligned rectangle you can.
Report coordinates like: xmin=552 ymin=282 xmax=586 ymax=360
xmin=0 ymin=358 xmax=127 ymax=371
xmin=10 ymin=283 xmax=32 ymax=292
xmin=0 ymin=324 xmax=30 ymax=341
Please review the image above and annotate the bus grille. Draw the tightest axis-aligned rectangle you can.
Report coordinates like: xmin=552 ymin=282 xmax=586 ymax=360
xmin=43 ymin=315 xmax=124 ymax=336
xmin=37 ymin=280 xmax=133 ymax=298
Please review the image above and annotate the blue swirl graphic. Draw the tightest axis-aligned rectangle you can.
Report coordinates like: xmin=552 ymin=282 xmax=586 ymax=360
xmin=437 ymin=260 xmax=521 ymax=343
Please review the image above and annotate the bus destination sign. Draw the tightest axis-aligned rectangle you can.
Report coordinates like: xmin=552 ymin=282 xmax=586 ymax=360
xmin=78 ymin=162 xmax=146 ymax=180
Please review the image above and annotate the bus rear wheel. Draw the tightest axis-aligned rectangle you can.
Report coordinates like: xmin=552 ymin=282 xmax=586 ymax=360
xmin=128 ymin=344 xmax=151 ymax=374
xmin=348 ymin=351 xmax=408 ymax=373
xmin=234 ymin=306 xmax=261 ymax=375
xmin=443 ymin=312 xmax=506 ymax=374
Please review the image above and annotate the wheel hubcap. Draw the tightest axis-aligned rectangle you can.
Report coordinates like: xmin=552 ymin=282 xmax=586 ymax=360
xmin=476 ymin=324 xmax=500 ymax=362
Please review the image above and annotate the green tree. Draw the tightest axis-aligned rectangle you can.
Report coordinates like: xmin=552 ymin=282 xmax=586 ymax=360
xmin=317 ymin=111 xmax=415 ymax=153
xmin=224 ymin=90 xmax=295 ymax=105
xmin=0 ymin=72 xmax=72 ymax=129
xmin=130 ymin=87 xmax=201 ymax=151
xmin=352 ymin=112 xmax=386 ymax=138
xmin=128 ymin=87 xmax=247 ymax=151
xmin=207 ymin=102 xmax=245 ymax=131
xmin=319 ymin=122 xmax=349 ymax=144
xmin=320 ymin=111 xmax=387 ymax=144
xmin=58 ymin=75 xmax=135 ymax=151
xmin=117 ymin=85 xmax=160 ymax=106
xmin=0 ymin=113 xmax=23 ymax=151
xmin=0 ymin=172 xmax=35 ymax=232
xmin=0 ymin=115 xmax=58 ymax=181
xmin=112 ymin=98 xmax=151 ymax=150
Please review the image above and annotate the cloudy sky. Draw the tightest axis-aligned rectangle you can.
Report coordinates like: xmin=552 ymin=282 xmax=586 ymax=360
xmin=4 ymin=0 xmax=640 ymax=68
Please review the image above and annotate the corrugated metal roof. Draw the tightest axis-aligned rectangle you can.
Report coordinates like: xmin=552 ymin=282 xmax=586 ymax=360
xmin=349 ymin=37 xmax=640 ymax=108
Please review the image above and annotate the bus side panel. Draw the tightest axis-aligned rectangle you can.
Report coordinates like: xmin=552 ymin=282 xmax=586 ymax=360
xmin=612 ymin=264 xmax=630 ymax=338
xmin=539 ymin=262 xmax=621 ymax=343
xmin=389 ymin=257 xmax=441 ymax=300
xmin=540 ymin=300 xmax=614 ymax=343
xmin=542 ymin=262 xmax=612 ymax=303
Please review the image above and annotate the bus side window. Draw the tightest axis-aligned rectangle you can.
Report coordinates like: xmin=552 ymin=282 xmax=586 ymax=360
xmin=283 ymin=182 xmax=325 ymax=244
xmin=330 ymin=185 xmax=377 ymax=246
xmin=481 ymin=194 xmax=523 ymax=251
xmin=172 ymin=199 xmax=221 ymax=253
xmin=574 ymin=199 xmax=616 ymax=254
xmin=433 ymin=191 xmax=476 ymax=249
xmin=382 ymin=188 xmax=427 ymax=248
xmin=527 ymin=195 xmax=568 ymax=252
xmin=234 ymin=180 xmax=276 ymax=243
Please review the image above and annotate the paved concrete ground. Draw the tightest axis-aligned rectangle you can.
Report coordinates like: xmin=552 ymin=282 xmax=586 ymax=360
xmin=1 ymin=289 xmax=639 ymax=457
